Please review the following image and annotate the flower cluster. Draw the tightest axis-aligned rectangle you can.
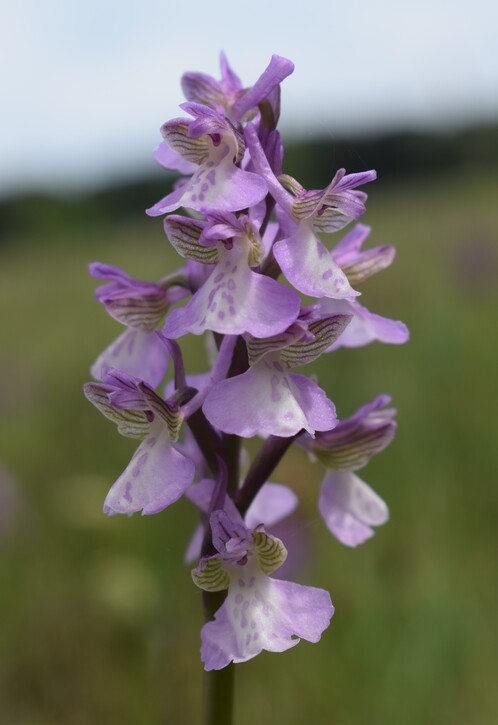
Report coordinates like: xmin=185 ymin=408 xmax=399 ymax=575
xmin=84 ymin=53 xmax=408 ymax=671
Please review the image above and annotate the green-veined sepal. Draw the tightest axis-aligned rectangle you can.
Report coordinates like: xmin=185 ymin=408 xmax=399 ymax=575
xmin=246 ymin=325 xmax=304 ymax=366
xmin=192 ymin=556 xmax=230 ymax=592
xmin=314 ymin=421 xmax=397 ymax=471
xmin=137 ymin=383 xmax=183 ymax=442
xmin=279 ymin=314 xmax=352 ymax=368
xmin=252 ymin=528 xmax=287 ymax=575
xmin=161 ymin=120 xmax=209 ymax=165
xmin=340 ymin=245 xmax=395 ymax=286
xmin=164 ymin=216 xmax=220 ymax=265
xmin=83 ymin=383 xmax=150 ymax=440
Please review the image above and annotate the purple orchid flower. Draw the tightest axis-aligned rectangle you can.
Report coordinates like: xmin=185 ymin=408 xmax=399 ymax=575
xmin=90 ymin=262 xmax=173 ymax=331
xmin=246 ymin=124 xmax=376 ymax=299
xmin=193 ymin=510 xmax=333 ymax=670
xmin=89 ymin=262 xmax=185 ymax=386
xmin=85 ymin=54 xmax=409 ymax=694
xmin=185 ymin=478 xmax=298 ymax=564
xmin=202 ymin=313 xmax=351 ymax=438
xmin=162 ymin=212 xmax=300 ymax=339
xmin=303 ymin=395 xmax=396 ymax=546
xmin=147 ymin=104 xmax=267 ymax=217
xmin=84 ymin=368 xmax=195 ymax=516
xmin=181 ymin=53 xmax=294 ymax=125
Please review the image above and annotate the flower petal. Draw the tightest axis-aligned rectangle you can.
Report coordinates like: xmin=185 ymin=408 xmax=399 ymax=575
xmin=103 ymin=428 xmax=195 ymax=516
xmin=91 ymin=329 xmax=169 ymax=387
xmin=318 ymin=470 xmax=389 ymax=547
xmin=319 ymin=299 xmax=409 ymax=349
xmin=153 ymin=140 xmax=198 ymax=175
xmin=245 ymin=483 xmax=298 ymax=530
xmin=203 ymin=358 xmax=335 ymax=438
xmin=163 ymin=245 xmax=299 ymax=339
xmin=274 ymin=223 xmax=358 ymax=299
xmin=201 ymin=570 xmax=333 ymax=670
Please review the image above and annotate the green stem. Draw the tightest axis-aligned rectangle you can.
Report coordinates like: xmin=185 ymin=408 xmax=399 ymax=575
xmin=224 ymin=433 xmax=241 ymax=497
xmin=203 ymin=591 xmax=235 ymax=725
xmin=236 ymin=433 xmax=299 ymax=516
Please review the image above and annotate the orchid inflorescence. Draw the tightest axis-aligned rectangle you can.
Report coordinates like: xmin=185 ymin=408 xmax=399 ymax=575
xmin=84 ymin=53 xmax=408 ymax=672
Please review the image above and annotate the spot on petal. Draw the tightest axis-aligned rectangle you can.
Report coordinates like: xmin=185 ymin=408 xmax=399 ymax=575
xmin=132 ymin=452 xmax=149 ymax=477
xmin=124 ymin=481 xmax=133 ymax=503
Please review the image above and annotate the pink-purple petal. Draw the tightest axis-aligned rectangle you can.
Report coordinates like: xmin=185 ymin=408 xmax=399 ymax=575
xmin=163 ymin=245 xmax=299 ymax=339
xmin=103 ymin=428 xmax=195 ymax=516
xmin=91 ymin=329 xmax=168 ymax=387
xmin=201 ymin=570 xmax=333 ymax=670
xmin=318 ymin=470 xmax=389 ymax=547
xmin=274 ymin=223 xmax=358 ymax=300
xmin=320 ymin=299 xmax=409 ymax=349
xmin=203 ymin=358 xmax=335 ymax=438
xmin=287 ymin=373 xmax=337 ymax=433
xmin=153 ymin=141 xmax=197 ymax=175
xmin=245 ymin=483 xmax=298 ymax=530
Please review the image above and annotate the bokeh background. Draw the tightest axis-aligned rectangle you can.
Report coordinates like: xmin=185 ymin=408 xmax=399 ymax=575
xmin=1 ymin=1 xmax=497 ymax=723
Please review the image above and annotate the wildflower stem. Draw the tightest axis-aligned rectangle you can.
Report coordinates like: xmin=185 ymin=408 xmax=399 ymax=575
xmin=187 ymin=409 xmax=224 ymax=475
xmin=203 ymin=590 xmax=235 ymax=725
xmin=235 ymin=432 xmax=300 ymax=515
xmin=224 ymin=433 xmax=241 ymax=497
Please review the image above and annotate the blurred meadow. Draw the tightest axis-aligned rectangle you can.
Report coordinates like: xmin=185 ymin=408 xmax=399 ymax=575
xmin=1 ymin=130 xmax=497 ymax=724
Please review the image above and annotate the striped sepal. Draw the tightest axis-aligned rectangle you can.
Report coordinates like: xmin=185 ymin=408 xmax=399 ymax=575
xmin=161 ymin=120 xmax=209 ymax=165
xmin=279 ymin=314 xmax=352 ymax=368
xmin=192 ymin=556 xmax=230 ymax=592
xmin=106 ymin=293 xmax=169 ymax=332
xmin=278 ymin=174 xmax=305 ymax=198
xmin=83 ymin=383 xmax=150 ymax=439
xmin=246 ymin=325 xmax=304 ymax=366
xmin=340 ymin=245 xmax=395 ymax=286
xmin=137 ymin=383 xmax=183 ymax=442
xmin=315 ymin=422 xmax=397 ymax=471
xmin=290 ymin=188 xmax=328 ymax=222
xmin=312 ymin=207 xmax=353 ymax=233
xmin=247 ymin=225 xmax=266 ymax=267
xmin=165 ymin=216 xmax=219 ymax=265
xmin=181 ymin=73 xmax=226 ymax=108
xmin=253 ymin=529 xmax=287 ymax=575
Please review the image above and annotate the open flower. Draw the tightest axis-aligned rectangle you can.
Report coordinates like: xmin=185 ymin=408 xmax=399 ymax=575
xmin=147 ymin=104 xmax=267 ymax=217
xmin=162 ymin=212 xmax=300 ymax=339
xmin=89 ymin=262 xmax=182 ymax=386
xmin=246 ymin=124 xmax=375 ymax=299
xmin=84 ymin=368 xmax=195 ymax=515
xmin=184 ymin=478 xmax=298 ymax=563
xmin=181 ymin=53 xmax=294 ymax=125
xmin=303 ymin=395 xmax=396 ymax=546
xmin=203 ymin=313 xmax=351 ymax=437
xmin=193 ymin=510 xmax=333 ymax=670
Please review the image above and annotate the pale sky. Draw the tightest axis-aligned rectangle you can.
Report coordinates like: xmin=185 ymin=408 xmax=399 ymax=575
xmin=1 ymin=0 xmax=497 ymax=197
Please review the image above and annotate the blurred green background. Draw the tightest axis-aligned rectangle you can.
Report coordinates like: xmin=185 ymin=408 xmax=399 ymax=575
xmin=1 ymin=129 xmax=497 ymax=725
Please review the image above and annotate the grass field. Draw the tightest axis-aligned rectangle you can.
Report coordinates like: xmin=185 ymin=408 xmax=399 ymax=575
xmin=0 ymin=169 xmax=497 ymax=724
